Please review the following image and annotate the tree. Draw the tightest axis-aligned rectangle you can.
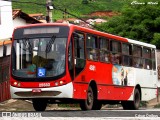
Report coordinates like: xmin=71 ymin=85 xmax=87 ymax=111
xmin=82 ymin=0 xmax=89 ymax=4
xmin=96 ymin=2 xmax=160 ymax=48
xmin=151 ymin=33 xmax=160 ymax=49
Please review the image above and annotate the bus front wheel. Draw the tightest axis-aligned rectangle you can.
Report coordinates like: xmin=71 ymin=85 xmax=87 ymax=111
xmin=80 ymin=86 xmax=94 ymax=110
xmin=32 ymin=98 xmax=47 ymax=111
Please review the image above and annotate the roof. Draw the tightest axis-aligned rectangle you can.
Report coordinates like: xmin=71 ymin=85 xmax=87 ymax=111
xmin=12 ymin=9 xmax=42 ymax=23
xmin=0 ymin=40 xmax=12 ymax=46
xmin=28 ymin=13 xmax=44 ymax=17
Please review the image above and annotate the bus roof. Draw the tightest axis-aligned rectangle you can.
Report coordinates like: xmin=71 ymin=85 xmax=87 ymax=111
xmin=128 ymin=39 xmax=156 ymax=49
xmin=14 ymin=23 xmax=156 ymax=49
xmin=70 ymin=24 xmax=156 ymax=49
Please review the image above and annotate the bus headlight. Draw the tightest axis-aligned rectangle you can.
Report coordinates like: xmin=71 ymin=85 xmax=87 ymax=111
xmin=59 ymin=80 xmax=64 ymax=85
xmin=54 ymin=80 xmax=66 ymax=86
xmin=13 ymin=82 xmax=18 ymax=86
xmin=13 ymin=81 xmax=21 ymax=87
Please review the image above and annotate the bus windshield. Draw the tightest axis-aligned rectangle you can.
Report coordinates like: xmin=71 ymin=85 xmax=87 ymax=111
xmin=12 ymin=36 xmax=67 ymax=80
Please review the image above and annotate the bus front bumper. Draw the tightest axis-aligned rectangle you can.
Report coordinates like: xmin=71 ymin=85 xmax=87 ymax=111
xmin=10 ymin=82 xmax=73 ymax=99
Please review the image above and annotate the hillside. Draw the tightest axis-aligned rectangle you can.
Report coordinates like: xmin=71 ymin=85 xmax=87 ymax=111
xmin=12 ymin=0 xmax=130 ymax=20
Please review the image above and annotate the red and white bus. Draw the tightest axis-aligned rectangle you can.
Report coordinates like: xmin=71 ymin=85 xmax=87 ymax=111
xmin=10 ymin=23 xmax=158 ymax=111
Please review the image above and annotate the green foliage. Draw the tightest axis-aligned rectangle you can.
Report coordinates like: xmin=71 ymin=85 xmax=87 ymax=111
xmin=12 ymin=0 xmax=127 ymax=19
xmin=58 ymin=104 xmax=80 ymax=108
xmin=154 ymin=103 xmax=160 ymax=108
xmin=96 ymin=1 xmax=160 ymax=48
xmin=140 ymin=101 xmax=147 ymax=107
xmin=151 ymin=33 xmax=160 ymax=49
xmin=82 ymin=0 xmax=89 ymax=4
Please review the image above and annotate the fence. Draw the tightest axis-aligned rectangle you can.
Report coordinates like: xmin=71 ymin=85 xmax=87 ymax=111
xmin=0 ymin=56 xmax=10 ymax=102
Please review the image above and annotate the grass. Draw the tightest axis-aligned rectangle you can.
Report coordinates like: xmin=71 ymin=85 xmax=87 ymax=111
xmin=154 ymin=104 xmax=160 ymax=108
xmin=12 ymin=0 xmax=130 ymax=20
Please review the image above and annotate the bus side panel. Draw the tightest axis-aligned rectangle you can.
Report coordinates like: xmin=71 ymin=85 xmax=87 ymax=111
xmin=97 ymin=85 xmax=134 ymax=100
xmin=73 ymin=60 xmax=135 ymax=101
xmin=73 ymin=82 xmax=88 ymax=99
xmin=135 ymin=68 xmax=157 ymax=101
xmin=87 ymin=62 xmax=134 ymax=100
xmin=72 ymin=61 xmax=113 ymax=100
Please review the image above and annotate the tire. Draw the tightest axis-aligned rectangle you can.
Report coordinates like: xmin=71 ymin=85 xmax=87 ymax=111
xmin=121 ymin=101 xmax=130 ymax=110
xmin=121 ymin=88 xmax=140 ymax=110
xmin=92 ymin=101 xmax=102 ymax=110
xmin=32 ymin=98 xmax=47 ymax=111
xmin=80 ymin=86 xmax=94 ymax=110
xmin=131 ymin=88 xmax=141 ymax=110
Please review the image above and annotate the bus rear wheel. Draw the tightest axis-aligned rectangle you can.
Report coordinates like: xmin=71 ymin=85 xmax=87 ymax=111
xmin=32 ymin=98 xmax=47 ymax=111
xmin=80 ymin=86 xmax=94 ymax=110
xmin=122 ymin=88 xmax=140 ymax=110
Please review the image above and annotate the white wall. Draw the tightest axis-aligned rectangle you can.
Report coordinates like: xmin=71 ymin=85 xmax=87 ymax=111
xmin=0 ymin=1 xmax=13 ymax=40
xmin=13 ymin=17 xmax=30 ymax=28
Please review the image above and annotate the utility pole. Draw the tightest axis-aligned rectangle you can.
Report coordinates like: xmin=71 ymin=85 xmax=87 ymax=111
xmin=46 ymin=0 xmax=53 ymax=23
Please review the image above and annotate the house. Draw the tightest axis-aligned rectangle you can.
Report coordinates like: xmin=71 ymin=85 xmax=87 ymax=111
xmin=0 ymin=1 xmax=13 ymax=40
xmin=94 ymin=18 xmax=107 ymax=24
xmin=13 ymin=9 xmax=42 ymax=28
xmin=0 ymin=0 xmax=12 ymax=57
xmin=29 ymin=13 xmax=46 ymax=23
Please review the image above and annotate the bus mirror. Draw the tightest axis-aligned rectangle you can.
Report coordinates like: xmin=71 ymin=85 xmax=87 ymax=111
xmin=3 ymin=45 xmax=7 ymax=57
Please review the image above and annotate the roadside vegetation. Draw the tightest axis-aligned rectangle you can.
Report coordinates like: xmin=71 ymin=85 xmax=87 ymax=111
xmin=96 ymin=0 xmax=160 ymax=48
xmin=12 ymin=0 xmax=127 ymax=20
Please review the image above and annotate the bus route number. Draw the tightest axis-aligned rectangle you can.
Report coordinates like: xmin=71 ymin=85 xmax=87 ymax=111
xmin=89 ymin=65 xmax=96 ymax=71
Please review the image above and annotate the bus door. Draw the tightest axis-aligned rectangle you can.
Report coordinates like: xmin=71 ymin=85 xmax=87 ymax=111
xmin=69 ymin=32 xmax=86 ymax=98
xmin=0 ymin=42 xmax=11 ymax=103
xmin=73 ymin=32 xmax=86 ymax=80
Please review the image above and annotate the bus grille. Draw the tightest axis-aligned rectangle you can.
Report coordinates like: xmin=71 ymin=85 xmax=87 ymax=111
xmin=14 ymin=91 xmax=61 ymax=97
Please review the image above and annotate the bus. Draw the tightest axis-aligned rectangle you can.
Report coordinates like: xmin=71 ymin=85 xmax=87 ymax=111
xmin=10 ymin=23 xmax=158 ymax=111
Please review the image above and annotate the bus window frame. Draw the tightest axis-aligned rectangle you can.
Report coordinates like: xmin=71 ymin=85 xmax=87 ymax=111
xmin=151 ymin=49 xmax=156 ymax=71
xmin=142 ymin=47 xmax=152 ymax=70
xmin=122 ymin=42 xmax=132 ymax=67
xmin=86 ymin=34 xmax=99 ymax=62
xmin=132 ymin=45 xmax=143 ymax=68
xmin=110 ymin=40 xmax=122 ymax=65
xmin=99 ymin=37 xmax=110 ymax=63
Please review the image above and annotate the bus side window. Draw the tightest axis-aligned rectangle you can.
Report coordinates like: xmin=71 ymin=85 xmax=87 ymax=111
xmin=142 ymin=48 xmax=152 ymax=69
xmin=122 ymin=43 xmax=132 ymax=66
xmin=132 ymin=45 xmax=142 ymax=68
xmin=110 ymin=40 xmax=121 ymax=65
xmin=99 ymin=37 xmax=109 ymax=62
xmin=86 ymin=34 xmax=98 ymax=61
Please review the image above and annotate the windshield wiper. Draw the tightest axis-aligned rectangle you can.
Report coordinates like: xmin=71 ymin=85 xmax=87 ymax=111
xmin=46 ymin=35 xmax=56 ymax=53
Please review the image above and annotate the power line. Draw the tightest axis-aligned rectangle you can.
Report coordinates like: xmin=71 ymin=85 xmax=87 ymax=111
xmin=53 ymin=4 xmax=106 ymax=32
